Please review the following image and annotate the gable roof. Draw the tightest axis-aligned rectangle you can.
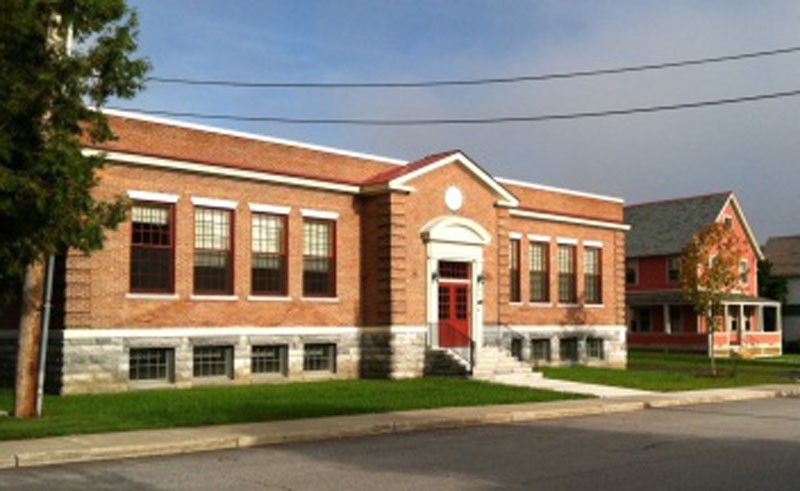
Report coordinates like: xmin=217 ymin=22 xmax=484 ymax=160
xmin=625 ymin=192 xmax=732 ymax=258
xmin=764 ymin=235 xmax=800 ymax=276
xmin=362 ymin=150 xmax=519 ymax=207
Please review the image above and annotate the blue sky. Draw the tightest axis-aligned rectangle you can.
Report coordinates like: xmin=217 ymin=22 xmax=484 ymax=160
xmin=122 ymin=0 xmax=800 ymax=241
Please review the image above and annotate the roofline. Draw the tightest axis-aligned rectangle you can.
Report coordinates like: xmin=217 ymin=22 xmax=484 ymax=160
xmin=718 ymin=193 xmax=764 ymax=261
xmin=496 ymin=177 xmax=625 ymax=204
xmin=100 ymin=108 xmax=408 ymax=166
xmin=509 ymin=208 xmax=630 ymax=231
xmin=85 ymin=149 xmax=362 ymax=194
xmin=391 ymin=151 xmax=519 ymax=207
xmin=625 ymin=190 xmax=732 ymax=208
xmin=765 ymin=234 xmax=800 ymax=241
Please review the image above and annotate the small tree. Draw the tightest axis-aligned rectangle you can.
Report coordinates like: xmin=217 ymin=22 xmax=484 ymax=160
xmin=680 ymin=222 xmax=746 ymax=375
xmin=1 ymin=0 xmax=149 ymax=417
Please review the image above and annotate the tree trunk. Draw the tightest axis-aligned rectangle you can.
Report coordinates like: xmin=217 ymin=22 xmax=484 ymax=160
xmin=14 ymin=261 xmax=45 ymax=419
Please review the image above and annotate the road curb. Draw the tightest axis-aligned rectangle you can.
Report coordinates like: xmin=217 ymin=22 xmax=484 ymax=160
xmin=2 ymin=385 xmax=797 ymax=469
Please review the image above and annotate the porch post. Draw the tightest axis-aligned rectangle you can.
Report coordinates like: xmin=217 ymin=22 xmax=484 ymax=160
xmin=723 ymin=305 xmax=730 ymax=350
xmin=663 ymin=304 xmax=671 ymax=334
xmin=758 ymin=305 xmax=764 ymax=332
xmin=739 ymin=303 xmax=745 ymax=348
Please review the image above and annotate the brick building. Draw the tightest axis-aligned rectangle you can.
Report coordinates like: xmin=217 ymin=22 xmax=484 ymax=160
xmin=625 ymin=192 xmax=782 ymax=357
xmin=1 ymin=110 xmax=630 ymax=393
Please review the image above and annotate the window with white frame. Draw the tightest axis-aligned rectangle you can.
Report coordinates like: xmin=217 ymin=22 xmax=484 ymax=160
xmin=586 ymin=338 xmax=604 ymax=360
xmin=558 ymin=244 xmax=577 ymax=303
xmin=584 ymin=247 xmax=601 ymax=304
xmin=194 ymin=207 xmax=233 ymax=295
xmin=740 ymin=259 xmax=749 ymax=285
xmin=130 ymin=203 xmax=174 ymax=293
xmin=529 ymin=241 xmax=549 ymax=302
xmin=252 ymin=213 xmax=287 ymax=295
xmin=303 ymin=219 xmax=336 ymax=297
xmin=509 ymin=238 xmax=521 ymax=303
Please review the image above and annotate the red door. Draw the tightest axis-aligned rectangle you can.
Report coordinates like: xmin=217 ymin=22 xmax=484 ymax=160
xmin=438 ymin=282 xmax=470 ymax=347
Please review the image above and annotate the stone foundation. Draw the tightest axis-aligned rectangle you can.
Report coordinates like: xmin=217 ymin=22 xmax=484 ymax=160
xmin=484 ymin=324 xmax=628 ymax=368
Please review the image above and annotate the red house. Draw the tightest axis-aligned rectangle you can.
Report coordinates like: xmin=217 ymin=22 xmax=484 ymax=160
xmin=625 ymin=192 xmax=782 ymax=357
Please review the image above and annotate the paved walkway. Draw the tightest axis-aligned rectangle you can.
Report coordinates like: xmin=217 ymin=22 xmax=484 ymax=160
xmin=492 ymin=373 xmax=655 ymax=397
xmin=1 ymin=384 xmax=798 ymax=470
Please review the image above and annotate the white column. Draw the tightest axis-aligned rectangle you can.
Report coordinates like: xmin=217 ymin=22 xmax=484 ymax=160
xmin=663 ymin=304 xmax=671 ymax=334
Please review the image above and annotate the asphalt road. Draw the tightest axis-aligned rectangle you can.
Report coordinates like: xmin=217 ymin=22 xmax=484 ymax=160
xmin=2 ymin=398 xmax=799 ymax=490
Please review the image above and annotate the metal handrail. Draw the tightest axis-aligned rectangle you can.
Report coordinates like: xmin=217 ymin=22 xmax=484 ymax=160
xmin=433 ymin=322 xmax=475 ymax=374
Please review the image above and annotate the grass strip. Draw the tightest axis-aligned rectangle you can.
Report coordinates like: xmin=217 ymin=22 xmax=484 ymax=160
xmin=0 ymin=378 xmax=584 ymax=441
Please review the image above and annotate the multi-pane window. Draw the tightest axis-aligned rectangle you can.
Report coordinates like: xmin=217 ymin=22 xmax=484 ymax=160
xmin=559 ymin=337 xmax=579 ymax=362
xmin=303 ymin=219 xmax=336 ymax=297
xmin=558 ymin=244 xmax=577 ymax=303
xmin=193 ymin=346 xmax=233 ymax=378
xmin=130 ymin=203 xmax=174 ymax=293
xmin=584 ymin=247 xmax=601 ymax=304
xmin=529 ymin=242 xmax=549 ymax=302
xmin=251 ymin=345 xmax=288 ymax=375
xmin=509 ymin=238 xmax=521 ymax=303
xmin=252 ymin=213 xmax=287 ymax=295
xmin=194 ymin=207 xmax=233 ymax=294
xmin=667 ymin=256 xmax=681 ymax=283
xmin=303 ymin=343 xmax=336 ymax=372
xmin=129 ymin=348 xmax=174 ymax=382
xmin=740 ymin=259 xmax=749 ymax=285
xmin=587 ymin=338 xmax=605 ymax=360
xmin=531 ymin=339 xmax=551 ymax=362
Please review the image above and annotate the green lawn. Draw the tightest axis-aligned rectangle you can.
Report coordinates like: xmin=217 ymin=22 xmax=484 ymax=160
xmin=542 ymin=351 xmax=800 ymax=391
xmin=0 ymin=378 xmax=584 ymax=441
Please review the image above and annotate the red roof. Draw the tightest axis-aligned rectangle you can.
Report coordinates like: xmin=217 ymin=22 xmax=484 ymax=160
xmin=361 ymin=150 xmax=461 ymax=185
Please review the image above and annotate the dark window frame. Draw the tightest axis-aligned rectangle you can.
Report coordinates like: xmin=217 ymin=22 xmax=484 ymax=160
xmin=193 ymin=345 xmax=234 ymax=378
xmin=303 ymin=218 xmax=337 ymax=297
xmin=251 ymin=344 xmax=289 ymax=375
xmin=558 ymin=244 xmax=577 ymax=303
xmin=130 ymin=202 xmax=175 ymax=294
xmin=251 ymin=212 xmax=288 ymax=296
xmin=303 ymin=343 xmax=337 ymax=372
xmin=587 ymin=337 xmax=605 ymax=360
xmin=529 ymin=241 xmax=550 ymax=302
xmin=193 ymin=207 xmax=235 ymax=295
xmin=509 ymin=238 xmax=521 ymax=303
xmin=584 ymin=247 xmax=602 ymax=305
xmin=129 ymin=347 xmax=175 ymax=382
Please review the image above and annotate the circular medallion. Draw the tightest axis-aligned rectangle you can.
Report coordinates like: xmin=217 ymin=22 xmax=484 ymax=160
xmin=445 ymin=186 xmax=463 ymax=211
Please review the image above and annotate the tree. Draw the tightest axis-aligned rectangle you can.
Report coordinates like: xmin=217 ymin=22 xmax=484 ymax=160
xmin=758 ymin=259 xmax=788 ymax=304
xmin=680 ymin=222 xmax=746 ymax=375
xmin=1 ymin=0 xmax=149 ymax=417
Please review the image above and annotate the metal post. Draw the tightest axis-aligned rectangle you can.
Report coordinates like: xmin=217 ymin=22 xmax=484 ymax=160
xmin=35 ymin=254 xmax=56 ymax=417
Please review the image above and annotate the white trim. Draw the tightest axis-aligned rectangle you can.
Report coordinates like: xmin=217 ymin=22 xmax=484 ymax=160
xmin=101 ymin=108 xmax=406 ymax=166
xmin=510 ymin=208 xmax=631 ymax=231
xmin=391 ymin=152 xmax=519 ymax=207
xmin=557 ymin=237 xmax=579 ymax=245
xmin=558 ymin=303 xmax=581 ymax=308
xmin=248 ymin=203 xmax=291 ymax=215
xmin=529 ymin=302 xmax=554 ymax=308
xmin=247 ymin=295 xmax=292 ymax=302
xmin=301 ymin=209 xmax=339 ymax=220
xmin=509 ymin=232 xmax=523 ymax=239
xmin=717 ymin=194 xmax=765 ymax=261
xmin=190 ymin=197 xmax=237 ymax=209
xmin=127 ymin=190 xmax=179 ymax=204
xmin=583 ymin=240 xmax=604 ymax=248
xmin=496 ymin=177 xmax=625 ymax=204
xmin=527 ymin=234 xmax=551 ymax=243
xmin=584 ymin=304 xmax=606 ymax=309
xmin=504 ymin=324 xmax=626 ymax=333
xmin=125 ymin=293 xmax=179 ymax=301
xmin=84 ymin=149 xmax=362 ymax=195
xmin=189 ymin=294 xmax=239 ymax=301
xmin=62 ymin=325 xmax=427 ymax=340
xmin=301 ymin=297 xmax=340 ymax=303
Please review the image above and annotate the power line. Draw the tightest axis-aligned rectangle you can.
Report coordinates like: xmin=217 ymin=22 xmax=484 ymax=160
xmin=109 ymin=87 xmax=800 ymax=126
xmin=146 ymin=45 xmax=800 ymax=89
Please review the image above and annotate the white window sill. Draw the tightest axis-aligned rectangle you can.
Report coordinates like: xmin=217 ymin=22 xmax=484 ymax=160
xmin=557 ymin=303 xmax=580 ymax=308
xmin=190 ymin=295 xmax=239 ymax=302
xmin=584 ymin=303 xmax=605 ymax=309
xmin=509 ymin=301 xmax=523 ymax=306
xmin=301 ymin=297 xmax=339 ymax=303
xmin=528 ymin=302 xmax=553 ymax=308
xmin=248 ymin=295 xmax=292 ymax=302
xmin=126 ymin=293 xmax=179 ymax=301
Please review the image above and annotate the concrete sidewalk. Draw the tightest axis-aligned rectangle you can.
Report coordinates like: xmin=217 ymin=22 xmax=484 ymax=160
xmin=2 ymin=384 xmax=798 ymax=470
